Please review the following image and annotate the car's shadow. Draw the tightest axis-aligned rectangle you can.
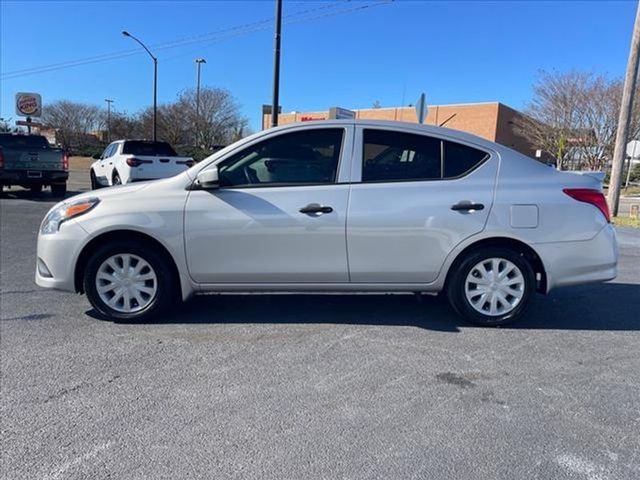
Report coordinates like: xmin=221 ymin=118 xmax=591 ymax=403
xmin=0 ymin=188 xmax=86 ymax=201
xmin=90 ymin=282 xmax=640 ymax=332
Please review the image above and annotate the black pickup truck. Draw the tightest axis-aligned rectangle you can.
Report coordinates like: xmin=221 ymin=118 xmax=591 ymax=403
xmin=0 ymin=133 xmax=68 ymax=197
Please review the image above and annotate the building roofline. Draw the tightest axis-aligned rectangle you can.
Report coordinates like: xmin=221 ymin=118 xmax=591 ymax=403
xmin=279 ymin=101 xmax=516 ymax=116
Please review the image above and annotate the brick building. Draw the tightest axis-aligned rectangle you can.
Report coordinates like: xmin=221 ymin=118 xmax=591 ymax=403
xmin=262 ymin=102 xmax=536 ymax=157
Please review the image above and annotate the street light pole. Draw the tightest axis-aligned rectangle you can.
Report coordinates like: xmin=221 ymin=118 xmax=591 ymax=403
xmin=104 ymin=99 xmax=114 ymax=142
xmin=271 ymin=0 xmax=283 ymax=127
xmin=122 ymin=30 xmax=158 ymax=141
xmin=195 ymin=58 xmax=206 ymax=147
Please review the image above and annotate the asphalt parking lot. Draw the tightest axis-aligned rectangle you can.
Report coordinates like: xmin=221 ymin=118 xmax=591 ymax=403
xmin=1 ymin=172 xmax=640 ymax=480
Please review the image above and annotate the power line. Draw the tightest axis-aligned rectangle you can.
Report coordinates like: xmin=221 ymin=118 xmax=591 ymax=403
xmin=2 ymin=1 xmax=386 ymax=80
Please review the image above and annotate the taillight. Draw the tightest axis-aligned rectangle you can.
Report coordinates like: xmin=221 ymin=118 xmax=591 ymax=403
xmin=563 ymin=188 xmax=611 ymax=223
xmin=62 ymin=153 xmax=69 ymax=171
xmin=0 ymin=148 xmax=4 ymax=169
xmin=126 ymin=157 xmax=152 ymax=167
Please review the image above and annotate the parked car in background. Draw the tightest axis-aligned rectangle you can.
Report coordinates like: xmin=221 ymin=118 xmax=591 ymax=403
xmin=89 ymin=140 xmax=193 ymax=188
xmin=36 ymin=120 xmax=617 ymax=326
xmin=0 ymin=133 xmax=68 ymax=197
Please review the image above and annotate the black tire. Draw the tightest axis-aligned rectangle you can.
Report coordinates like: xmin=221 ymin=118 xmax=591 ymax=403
xmin=30 ymin=183 xmax=43 ymax=194
xmin=446 ymin=247 xmax=535 ymax=327
xmin=51 ymin=183 xmax=67 ymax=198
xmin=90 ymin=170 xmax=101 ymax=190
xmin=83 ymin=241 xmax=177 ymax=322
xmin=112 ymin=171 xmax=122 ymax=185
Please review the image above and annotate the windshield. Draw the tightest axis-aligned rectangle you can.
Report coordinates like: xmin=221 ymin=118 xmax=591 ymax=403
xmin=0 ymin=134 xmax=51 ymax=149
xmin=122 ymin=141 xmax=177 ymax=156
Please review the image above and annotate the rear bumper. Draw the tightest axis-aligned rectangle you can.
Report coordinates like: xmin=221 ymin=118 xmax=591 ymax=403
xmin=1 ymin=169 xmax=68 ymax=185
xmin=536 ymin=224 xmax=618 ymax=292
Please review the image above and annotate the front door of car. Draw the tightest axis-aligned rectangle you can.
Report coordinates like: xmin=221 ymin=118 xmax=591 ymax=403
xmin=93 ymin=143 xmax=114 ymax=184
xmin=346 ymin=126 xmax=498 ymax=284
xmin=184 ymin=126 xmax=354 ymax=284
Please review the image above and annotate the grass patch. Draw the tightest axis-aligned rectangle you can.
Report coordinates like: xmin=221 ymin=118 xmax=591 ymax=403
xmin=623 ymin=186 xmax=640 ymax=196
xmin=613 ymin=216 xmax=640 ymax=228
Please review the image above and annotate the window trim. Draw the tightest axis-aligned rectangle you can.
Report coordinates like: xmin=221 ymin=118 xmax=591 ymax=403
xmin=208 ymin=126 xmax=349 ymax=190
xmin=355 ymin=127 xmax=491 ymax=185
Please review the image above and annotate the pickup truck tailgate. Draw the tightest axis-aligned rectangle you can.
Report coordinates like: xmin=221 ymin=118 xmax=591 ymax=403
xmin=7 ymin=148 xmax=65 ymax=170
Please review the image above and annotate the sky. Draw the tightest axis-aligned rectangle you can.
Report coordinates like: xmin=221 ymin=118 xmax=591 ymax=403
xmin=0 ymin=0 xmax=637 ymax=132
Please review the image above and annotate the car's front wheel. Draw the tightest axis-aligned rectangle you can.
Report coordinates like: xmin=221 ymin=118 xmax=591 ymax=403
xmin=447 ymin=247 xmax=535 ymax=326
xmin=83 ymin=241 xmax=177 ymax=321
xmin=90 ymin=170 xmax=101 ymax=190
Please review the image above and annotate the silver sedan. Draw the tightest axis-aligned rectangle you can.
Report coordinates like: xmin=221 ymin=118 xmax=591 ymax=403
xmin=35 ymin=120 xmax=617 ymax=326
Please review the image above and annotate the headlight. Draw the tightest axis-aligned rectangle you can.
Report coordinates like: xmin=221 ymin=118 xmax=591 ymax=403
xmin=40 ymin=197 xmax=100 ymax=234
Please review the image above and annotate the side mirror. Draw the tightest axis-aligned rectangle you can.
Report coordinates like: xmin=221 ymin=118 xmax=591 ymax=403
xmin=92 ymin=153 xmax=102 ymax=160
xmin=196 ymin=167 xmax=220 ymax=189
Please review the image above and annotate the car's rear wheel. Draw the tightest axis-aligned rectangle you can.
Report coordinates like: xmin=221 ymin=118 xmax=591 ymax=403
xmin=51 ymin=183 xmax=66 ymax=198
xmin=30 ymin=183 xmax=43 ymax=194
xmin=112 ymin=172 xmax=122 ymax=185
xmin=83 ymin=241 xmax=177 ymax=321
xmin=446 ymin=247 xmax=535 ymax=326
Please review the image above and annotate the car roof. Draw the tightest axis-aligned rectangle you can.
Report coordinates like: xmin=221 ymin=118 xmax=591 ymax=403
xmin=268 ymin=119 xmax=504 ymax=153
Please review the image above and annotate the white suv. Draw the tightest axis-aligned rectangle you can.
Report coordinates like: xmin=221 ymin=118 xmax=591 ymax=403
xmin=36 ymin=120 xmax=617 ymax=326
xmin=90 ymin=139 xmax=193 ymax=187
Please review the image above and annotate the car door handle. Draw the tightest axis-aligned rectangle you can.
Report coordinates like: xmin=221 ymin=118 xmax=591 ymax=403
xmin=299 ymin=203 xmax=333 ymax=215
xmin=451 ymin=201 xmax=485 ymax=212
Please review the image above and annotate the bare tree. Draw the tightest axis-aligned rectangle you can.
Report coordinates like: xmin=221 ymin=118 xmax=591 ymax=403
xmin=517 ymin=71 xmax=640 ymax=171
xmin=177 ymin=86 xmax=247 ymax=147
xmin=42 ymin=101 xmax=104 ymax=149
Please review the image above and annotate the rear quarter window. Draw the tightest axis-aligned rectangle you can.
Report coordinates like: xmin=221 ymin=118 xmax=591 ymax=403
xmin=443 ymin=141 xmax=489 ymax=178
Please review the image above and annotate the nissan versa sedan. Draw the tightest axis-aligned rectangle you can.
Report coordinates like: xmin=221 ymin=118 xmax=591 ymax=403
xmin=35 ymin=120 xmax=618 ymax=326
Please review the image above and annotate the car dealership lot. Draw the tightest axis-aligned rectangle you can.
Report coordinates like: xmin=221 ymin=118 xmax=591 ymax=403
xmin=1 ymin=173 xmax=640 ymax=479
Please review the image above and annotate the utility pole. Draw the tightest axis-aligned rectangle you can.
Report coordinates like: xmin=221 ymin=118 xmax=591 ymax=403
xmin=122 ymin=31 xmax=158 ymax=141
xmin=608 ymin=3 xmax=640 ymax=216
xmin=271 ymin=0 xmax=283 ymax=127
xmin=195 ymin=58 xmax=206 ymax=147
xmin=104 ymin=99 xmax=114 ymax=142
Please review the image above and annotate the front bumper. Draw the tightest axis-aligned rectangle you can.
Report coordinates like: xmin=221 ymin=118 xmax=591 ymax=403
xmin=35 ymin=219 xmax=87 ymax=292
xmin=535 ymin=224 xmax=618 ymax=292
xmin=1 ymin=169 xmax=68 ymax=185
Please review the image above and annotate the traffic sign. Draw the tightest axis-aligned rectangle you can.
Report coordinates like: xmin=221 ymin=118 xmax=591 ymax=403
xmin=626 ymin=140 xmax=640 ymax=158
xmin=415 ymin=93 xmax=427 ymax=124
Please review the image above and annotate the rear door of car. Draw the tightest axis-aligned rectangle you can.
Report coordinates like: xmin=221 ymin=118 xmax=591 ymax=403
xmin=346 ymin=125 xmax=499 ymax=283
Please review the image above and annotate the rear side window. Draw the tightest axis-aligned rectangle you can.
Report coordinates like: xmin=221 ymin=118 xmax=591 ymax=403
xmin=0 ymin=135 xmax=50 ymax=149
xmin=362 ymin=130 xmax=441 ymax=182
xmin=122 ymin=141 xmax=177 ymax=156
xmin=443 ymin=141 xmax=489 ymax=178
xmin=362 ymin=129 xmax=489 ymax=182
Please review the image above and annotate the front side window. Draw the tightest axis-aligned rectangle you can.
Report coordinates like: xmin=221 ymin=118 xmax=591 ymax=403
xmin=102 ymin=143 xmax=116 ymax=159
xmin=218 ymin=128 xmax=344 ymax=187
xmin=362 ymin=129 xmax=489 ymax=182
xmin=362 ymin=129 xmax=441 ymax=182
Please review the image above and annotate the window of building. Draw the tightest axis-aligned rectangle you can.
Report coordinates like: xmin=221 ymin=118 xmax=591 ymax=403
xmin=218 ymin=128 xmax=344 ymax=187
